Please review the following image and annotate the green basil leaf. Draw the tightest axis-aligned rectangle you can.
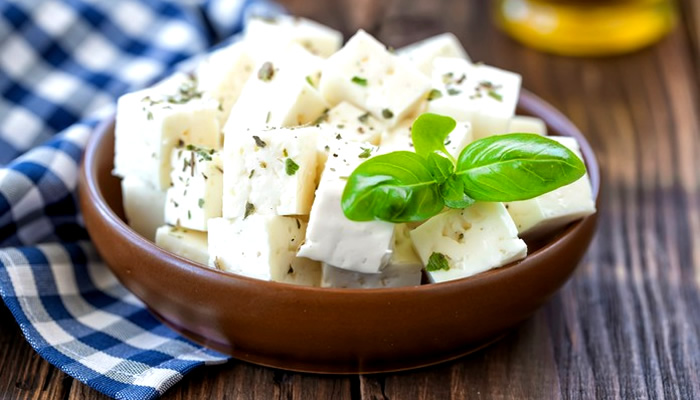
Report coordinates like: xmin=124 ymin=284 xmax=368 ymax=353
xmin=426 ymin=152 xmax=454 ymax=184
xmin=341 ymin=151 xmax=444 ymax=222
xmin=440 ymin=175 xmax=475 ymax=209
xmin=411 ymin=113 xmax=457 ymax=161
xmin=456 ymin=133 xmax=587 ymax=201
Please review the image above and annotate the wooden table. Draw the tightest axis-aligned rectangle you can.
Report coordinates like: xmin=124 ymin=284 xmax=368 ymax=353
xmin=2 ymin=0 xmax=700 ymax=398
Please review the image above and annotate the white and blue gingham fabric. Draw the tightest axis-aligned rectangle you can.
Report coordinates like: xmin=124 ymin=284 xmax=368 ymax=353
xmin=0 ymin=1 xmax=282 ymax=399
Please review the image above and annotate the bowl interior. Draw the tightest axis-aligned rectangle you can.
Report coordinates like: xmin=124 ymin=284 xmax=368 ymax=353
xmin=80 ymin=89 xmax=600 ymax=373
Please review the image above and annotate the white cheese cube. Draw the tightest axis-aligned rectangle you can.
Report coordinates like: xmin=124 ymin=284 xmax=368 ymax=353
xmin=320 ymin=223 xmax=423 ymax=290
xmin=113 ymin=73 xmax=221 ymax=190
xmin=207 ymin=216 xmax=321 ymax=286
xmin=245 ymin=15 xmax=343 ymax=59
xmin=397 ymin=33 xmax=470 ymax=76
xmin=505 ymin=136 xmax=596 ymax=237
xmin=155 ymin=225 xmax=209 ymax=265
xmin=410 ymin=203 xmax=527 ymax=283
xmin=298 ymin=142 xmax=394 ymax=273
xmin=195 ymin=41 xmax=255 ymax=126
xmin=321 ymin=261 xmax=422 ymax=289
xmin=164 ymin=146 xmax=223 ymax=231
xmin=317 ymin=102 xmax=385 ymax=145
xmin=508 ymin=115 xmax=547 ymax=135
xmin=319 ymin=30 xmax=431 ymax=127
xmin=379 ymin=116 xmax=473 ymax=158
xmin=222 ymin=126 xmax=318 ymax=218
xmin=427 ymin=58 xmax=521 ymax=140
xmin=223 ymin=44 xmax=327 ymax=132
xmin=121 ymin=176 xmax=166 ymax=241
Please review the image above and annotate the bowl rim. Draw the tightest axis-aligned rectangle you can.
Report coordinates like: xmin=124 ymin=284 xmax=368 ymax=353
xmin=82 ymin=88 xmax=600 ymax=295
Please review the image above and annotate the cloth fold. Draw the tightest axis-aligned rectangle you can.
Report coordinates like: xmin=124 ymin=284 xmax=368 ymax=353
xmin=0 ymin=1 xmax=282 ymax=398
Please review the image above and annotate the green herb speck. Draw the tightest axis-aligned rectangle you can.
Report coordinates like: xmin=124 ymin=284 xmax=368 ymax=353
xmin=426 ymin=252 xmax=450 ymax=272
xmin=244 ymin=202 xmax=255 ymax=219
xmin=487 ymin=90 xmax=503 ymax=101
xmin=351 ymin=76 xmax=368 ymax=86
xmin=358 ymin=147 xmax=372 ymax=159
xmin=285 ymin=158 xmax=300 ymax=175
xmin=381 ymin=109 xmax=394 ymax=119
xmin=198 ymin=198 xmax=204 ymax=208
xmin=258 ymin=62 xmax=275 ymax=81
xmin=427 ymin=89 xmax=442 ymax=101
xmin=358 ymin=112 xmax=370 ymax=124
xmin=252 ymin=135 xmax=267 ymax=148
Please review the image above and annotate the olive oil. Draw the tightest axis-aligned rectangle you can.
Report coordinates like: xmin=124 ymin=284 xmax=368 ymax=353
xmin=494 ymin=0 xmax=677 ymax=56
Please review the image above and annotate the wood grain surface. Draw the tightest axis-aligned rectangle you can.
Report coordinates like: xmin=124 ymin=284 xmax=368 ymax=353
xmin=2 ymin=0 xmax=699 ymax=398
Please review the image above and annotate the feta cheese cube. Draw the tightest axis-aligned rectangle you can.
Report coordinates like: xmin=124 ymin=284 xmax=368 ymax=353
xmin=164 ymin=145 xmax=223 ymax=231
xmin=319 ymin=30 xmax=431 ymax=127
xmin=410 ymin=202 xmax=527 ymax=283
xmin=222 ymin=126 xmax=318 ymax=218
xmin=508 ymin=115 xmax=547 ymax=135
xmin=380 ymin=116 xmax=473 ymax=158
xmin=113 ymin=73 xmax=221 ymax=190
xmin=427 ymin=58 xmax=521 ymax=140
xmin=321 ymin=261 xmax=422 ymax=289
xmin=121 ymin=176 xmax=166 ymax=241
xmin=223 ymin=44 xmax=327 ymax=131
xmin=320 ymin=224 xmax=424 ymax=289
xmin=317 ymin=102 xmax=385 ymax=146
xmin=397 ymin=33 xmax=470 ymax=76
xmin=155 ymin=225 xmax=209 ymax=265
xmin=245 ymin=15 xmax=343 ymax=59
xmin=195 ymin=41 xmax=255 ymax=126
xmin=208 ymin=216 xmax=321 ymax=286
xmin=298 ymin=142 xmax=394 ymax=273
xmin=505 ymin=136 xmax=596 ymax=237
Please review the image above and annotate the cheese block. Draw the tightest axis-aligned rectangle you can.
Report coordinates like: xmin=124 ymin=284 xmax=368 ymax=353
xmin=508 ymin=115 xmax=547 ymax=135
xmin=208 ymin=216 xmax=321 ymax=286
xmin=321 ymin=262 xmax=422 ymax=289
xmin=195 ymin=41 xmax=255 ymax=126
xmin=164 ymin=145 xmax=223 ymax=231
xmin=380 ymin=116 xmax=473 ymax=158
xmin=113 ymin=73 xmax=221 ymax=190
xmin=121 ymin=176 xmax=167 ymax=241
xmin=410 ymin=202 xmax=527 ymax=283
xmin=245 ymin=15 xmax=343 ymax=59
xmin=223 ymin=43 xmax=327 ymax=132
xmin=319 ymin=30 xmax=431 ymax=127
xmin=427 ymin=58 xmax=521 ymax=140
xmin=505 ymin=136 xmax=596 ymax=237
xmin=320 ymin=224 xmax=422 ymax=288
xmin=298 ymin=141 xmax=394 ymax=274
xmin=222 ymin=126 xmax=318 ymax=218
xmin=155 ymin=225 xmax=209 ymax=265
xmin=397 ymin=33 xmax=470 ymax=76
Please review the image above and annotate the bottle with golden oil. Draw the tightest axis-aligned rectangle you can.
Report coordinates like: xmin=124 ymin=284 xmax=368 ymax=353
xmin=493 ymin=0 xmax=677 ymax=56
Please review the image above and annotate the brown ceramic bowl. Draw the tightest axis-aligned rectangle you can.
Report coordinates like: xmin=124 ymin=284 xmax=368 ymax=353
xmin=79 ymin=90 xmax=600 ymax=374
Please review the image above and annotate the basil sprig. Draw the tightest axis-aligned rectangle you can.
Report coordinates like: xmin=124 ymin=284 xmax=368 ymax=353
xmin=341 ymin=113 xmax=587 ymax=222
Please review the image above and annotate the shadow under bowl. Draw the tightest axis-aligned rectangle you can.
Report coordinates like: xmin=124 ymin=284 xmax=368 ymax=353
xmin=79 ymin=89 xmax=600 ymax=374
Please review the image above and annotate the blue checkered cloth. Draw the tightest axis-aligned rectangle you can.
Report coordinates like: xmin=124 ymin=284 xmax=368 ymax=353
xmin=0 ymin=1 xmax=283 ymax=399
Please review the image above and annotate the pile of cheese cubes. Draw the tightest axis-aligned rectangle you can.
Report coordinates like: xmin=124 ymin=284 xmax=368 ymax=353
xmin=113 ymin=16 xmax=596 ymax=288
